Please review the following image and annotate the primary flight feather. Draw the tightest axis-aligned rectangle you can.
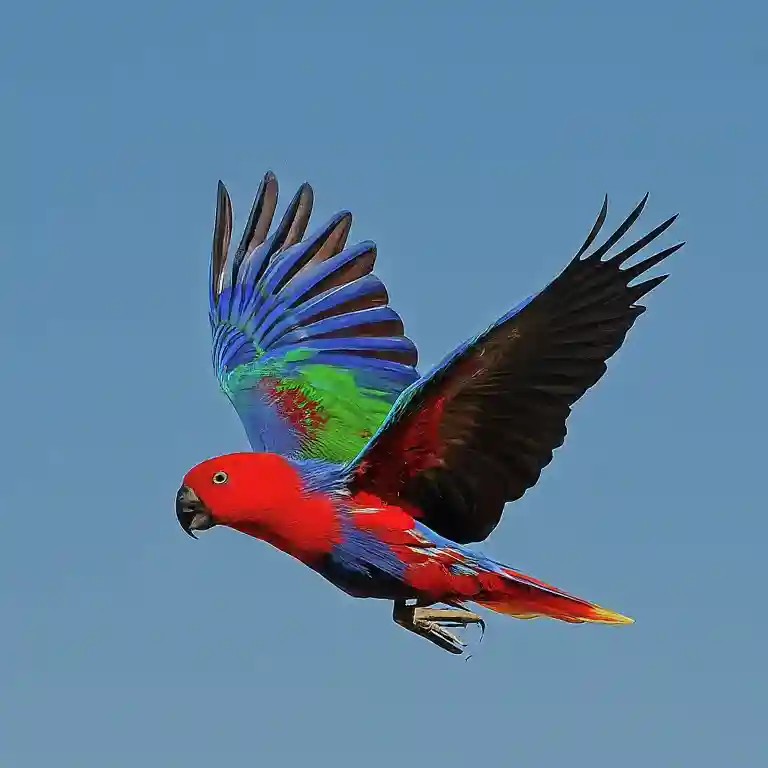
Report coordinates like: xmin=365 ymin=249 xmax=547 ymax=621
xmin=177 ymin=171 xmax=684 ymax=654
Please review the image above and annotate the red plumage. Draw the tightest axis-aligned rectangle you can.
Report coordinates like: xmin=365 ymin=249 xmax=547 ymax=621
xmin=179 ymin=175 xmax=683 ymax=653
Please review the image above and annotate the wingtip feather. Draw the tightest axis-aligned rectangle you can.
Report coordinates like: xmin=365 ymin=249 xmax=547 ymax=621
xmin=574 ymin=195 xmax=609 ymax=260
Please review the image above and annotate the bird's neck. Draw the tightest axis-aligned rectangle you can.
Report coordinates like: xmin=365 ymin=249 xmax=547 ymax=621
xmin=230 ymin=459 xmax=346 ymax=564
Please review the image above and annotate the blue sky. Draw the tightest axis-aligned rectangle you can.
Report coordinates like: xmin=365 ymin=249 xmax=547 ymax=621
xmin=1 ymin=2 xmax=765 ymax=766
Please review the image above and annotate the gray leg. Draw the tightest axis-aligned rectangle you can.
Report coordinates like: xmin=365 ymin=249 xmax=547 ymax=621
xmin=393 ymin=600 xmax=485 ymax=654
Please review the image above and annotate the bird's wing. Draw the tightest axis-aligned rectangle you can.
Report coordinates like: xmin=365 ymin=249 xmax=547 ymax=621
xmin=209 ymin=172 xmax=419 ymax=463
xmin=348 ymin=195 xmax=684 ymax=543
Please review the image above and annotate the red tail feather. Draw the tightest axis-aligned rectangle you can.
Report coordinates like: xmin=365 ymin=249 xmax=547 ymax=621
xmin=475 ymin=568 xmax=633 ymax=625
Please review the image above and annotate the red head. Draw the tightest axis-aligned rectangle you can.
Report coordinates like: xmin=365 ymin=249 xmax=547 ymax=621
xmin=175 ymin=452 xmax=338 ymax=561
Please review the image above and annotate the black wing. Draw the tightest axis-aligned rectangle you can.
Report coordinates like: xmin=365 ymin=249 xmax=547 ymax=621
xmin=350 ymin=194 xmax=684 ymax=543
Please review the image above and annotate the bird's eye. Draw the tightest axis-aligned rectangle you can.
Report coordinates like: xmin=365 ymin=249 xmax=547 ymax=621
xmin=212 ymin=471 xmax=228 ymax=485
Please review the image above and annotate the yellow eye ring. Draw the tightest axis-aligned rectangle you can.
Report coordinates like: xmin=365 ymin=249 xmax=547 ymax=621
xmin=212 ymin=471 xmax=228 ymax=485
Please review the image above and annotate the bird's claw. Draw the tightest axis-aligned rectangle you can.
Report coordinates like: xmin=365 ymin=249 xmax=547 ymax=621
xmin=393 ymin=602 xmax=485 ymax=655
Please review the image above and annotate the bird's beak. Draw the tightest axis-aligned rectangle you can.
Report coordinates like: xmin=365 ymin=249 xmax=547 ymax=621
xmin=176 ymin=485 xmax=216 ymax=539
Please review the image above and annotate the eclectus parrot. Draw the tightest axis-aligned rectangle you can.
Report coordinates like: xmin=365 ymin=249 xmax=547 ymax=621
xmin=176 ymin=171 xmax=683 ymax=654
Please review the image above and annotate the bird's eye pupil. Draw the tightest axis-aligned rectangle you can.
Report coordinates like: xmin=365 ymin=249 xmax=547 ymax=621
xmin=212 ymin=471 xmax=228 ymax=485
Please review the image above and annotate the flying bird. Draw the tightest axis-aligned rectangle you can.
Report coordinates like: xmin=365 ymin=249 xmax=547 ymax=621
xmin=177 ymin=171 xmax=683 ymax=654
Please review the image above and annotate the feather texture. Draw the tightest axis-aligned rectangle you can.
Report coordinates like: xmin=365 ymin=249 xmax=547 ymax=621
xmin=209 ymin=172 xmax=420 ymax=462
xmin=349 ymin=194 xmax=684 ymax=543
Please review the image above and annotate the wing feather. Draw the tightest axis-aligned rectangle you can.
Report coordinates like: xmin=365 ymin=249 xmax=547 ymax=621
xmin=209 ymin=172 xmax=420 ymax=462
xmin=349 ymin=195 xmax=684 ymax=543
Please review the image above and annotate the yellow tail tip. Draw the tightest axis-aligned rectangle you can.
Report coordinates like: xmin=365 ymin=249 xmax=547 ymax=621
xmin=590 ymin=606 xmax=634 ymax=625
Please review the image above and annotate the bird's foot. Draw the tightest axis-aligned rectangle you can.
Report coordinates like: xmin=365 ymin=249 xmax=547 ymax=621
xmin=393 ymin=600 xmax=485 ymax=654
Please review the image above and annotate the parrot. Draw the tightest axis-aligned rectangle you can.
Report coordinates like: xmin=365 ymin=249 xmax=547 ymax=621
xmin=176 ymin=171 xmax=684 ymax=654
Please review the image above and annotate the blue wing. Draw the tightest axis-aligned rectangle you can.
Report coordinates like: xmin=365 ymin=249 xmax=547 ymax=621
xmin=208 ymin=172 xmax=420 ymax=462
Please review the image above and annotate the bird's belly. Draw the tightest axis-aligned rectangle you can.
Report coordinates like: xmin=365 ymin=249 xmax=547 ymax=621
xmin=312 ymin=553 xmax=417 ymax=601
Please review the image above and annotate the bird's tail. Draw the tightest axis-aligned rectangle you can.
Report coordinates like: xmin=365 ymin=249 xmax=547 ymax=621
xmin=473 ymin=566 xmax=633 ymax=625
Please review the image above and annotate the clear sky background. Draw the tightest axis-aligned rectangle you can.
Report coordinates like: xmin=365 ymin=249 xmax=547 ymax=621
xmin=1 ymin=2 xmax=765 ymax=766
